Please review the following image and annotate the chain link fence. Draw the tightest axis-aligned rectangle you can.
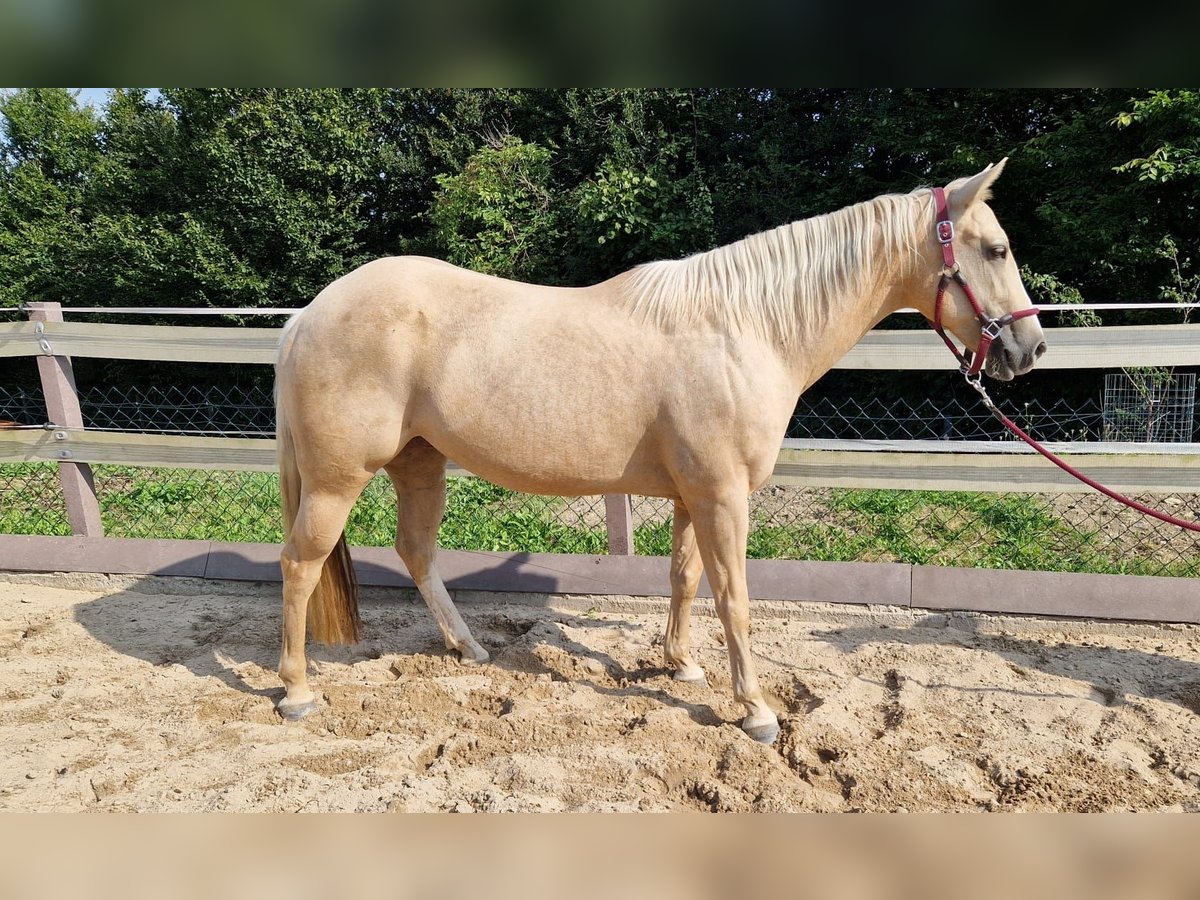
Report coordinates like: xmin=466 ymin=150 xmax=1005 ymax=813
xmin=0 ymin=383 xmax=276 ymax=436
xmin=790 ymin=394 xmax=1109 ymax=442
xmin=0 ymin=464 xmax=611 ymax=552
xmin=0 ymin=382 xmax=1134 ymax=442
xmin=2 ymin=382 xmax=1198 ymax=577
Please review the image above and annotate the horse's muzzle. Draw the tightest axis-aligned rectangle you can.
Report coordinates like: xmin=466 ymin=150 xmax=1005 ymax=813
xmin=985 ymin=334 xmax=1047 ymax=381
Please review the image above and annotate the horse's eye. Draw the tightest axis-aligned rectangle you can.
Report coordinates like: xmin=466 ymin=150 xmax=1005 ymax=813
xmin=990 ymin=245 xmax=1008 ymax=260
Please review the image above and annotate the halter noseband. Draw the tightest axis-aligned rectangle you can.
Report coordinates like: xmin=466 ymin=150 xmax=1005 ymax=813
xmin=930 ymin=187 xmax=1039 ymax=379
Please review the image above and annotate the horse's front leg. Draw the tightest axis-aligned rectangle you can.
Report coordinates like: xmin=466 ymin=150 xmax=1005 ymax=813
xmin=687 ymin=491 xmax=779 ymax=744
xmin=664 ymin=500 xmax=706 ymax=683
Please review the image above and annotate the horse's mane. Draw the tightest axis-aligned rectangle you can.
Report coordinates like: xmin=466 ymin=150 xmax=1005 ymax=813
xmin=619 ymin=189 xmax=926 ymax=348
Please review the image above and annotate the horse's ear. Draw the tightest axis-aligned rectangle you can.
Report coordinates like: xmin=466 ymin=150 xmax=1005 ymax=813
xmin=946 ymin=157 xmax=1008 ymax=216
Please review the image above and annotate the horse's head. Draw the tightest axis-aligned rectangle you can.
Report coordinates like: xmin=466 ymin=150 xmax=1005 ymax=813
xmin=922 ymin=159 xmax=1046 ymax=382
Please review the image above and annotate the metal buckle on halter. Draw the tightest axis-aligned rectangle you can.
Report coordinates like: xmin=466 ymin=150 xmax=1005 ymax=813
xmin=936 ymin=220 xmax=955 ymax=243
xmin=980 ymin=318 xmax=1004 ymax=341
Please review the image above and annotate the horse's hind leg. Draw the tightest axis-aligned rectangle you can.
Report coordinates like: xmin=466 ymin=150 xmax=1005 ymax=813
xmin=279 ymin=485 xmax=366 ymax=719
xmin=386 ymin=440 xmax=489 ymax=665
xmin=685 ymin=489 xmax=780 ymax=744
xmin=664 ymin=500 xmax=706 ymax=683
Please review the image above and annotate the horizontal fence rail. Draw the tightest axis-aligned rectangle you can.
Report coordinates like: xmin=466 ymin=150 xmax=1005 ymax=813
xmin=16 ymin=302 xmax=1200 ymax=314
xmin=840 ymin=324 xmax=1200 ymax=370
xmin=5 ymin=319 xmax=1200 ymax=369
xmin=4 ymin=535 xmax=1200 ymax=625
xmin=0 ymin=321 xmax=282 ymax=364
xmin=4 ymin=429 xmax=1200 ymax=494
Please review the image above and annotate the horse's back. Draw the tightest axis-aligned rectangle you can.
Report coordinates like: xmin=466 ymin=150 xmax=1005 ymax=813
xmin=321 ymin=254 xmax=568 ymax=312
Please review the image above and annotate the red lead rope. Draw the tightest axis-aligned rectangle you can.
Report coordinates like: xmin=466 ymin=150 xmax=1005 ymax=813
xmin=967 ymin=381 xmax=1200 ymax=533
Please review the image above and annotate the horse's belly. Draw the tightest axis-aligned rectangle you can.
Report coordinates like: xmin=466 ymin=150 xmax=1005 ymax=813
xmin=432 ymin=429 xmax=675 ymax=498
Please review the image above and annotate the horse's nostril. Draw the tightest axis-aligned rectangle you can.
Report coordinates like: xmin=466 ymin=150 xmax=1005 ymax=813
xmin=1034 ymin=341 xmax=1047 ymax=360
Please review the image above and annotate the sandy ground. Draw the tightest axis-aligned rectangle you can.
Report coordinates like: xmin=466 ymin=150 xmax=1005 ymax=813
xmin=4 ymin=573 xmax=1200 ymax=813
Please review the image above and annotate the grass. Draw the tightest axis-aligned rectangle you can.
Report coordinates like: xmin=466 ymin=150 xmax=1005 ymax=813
xmin=1 ymin=463 xmax=1195 ymax=577
xmin=0 ymin=463 xmax=608 ymax=553
xmin=437 ymin=478 xmax=606 ymax=554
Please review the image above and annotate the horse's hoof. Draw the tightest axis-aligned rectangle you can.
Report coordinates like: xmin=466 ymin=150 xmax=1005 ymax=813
xmin=742 ymin=716 xmax=781 ymax=745
xmin=277 ymin=694 xmax=321 ymax=721
xmin=457 ymin=644 xmax=490 ymax=667
xmin=672 ymin=664 xmax=707 ymax=685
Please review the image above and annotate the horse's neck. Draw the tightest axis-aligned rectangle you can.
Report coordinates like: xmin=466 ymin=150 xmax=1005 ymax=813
xmin=783 ymin=259 xmax=917 ymax=393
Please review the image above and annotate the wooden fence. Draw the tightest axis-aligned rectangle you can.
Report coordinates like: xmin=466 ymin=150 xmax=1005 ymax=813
xmin=3 ymin=302 xmax=1200 ymax=622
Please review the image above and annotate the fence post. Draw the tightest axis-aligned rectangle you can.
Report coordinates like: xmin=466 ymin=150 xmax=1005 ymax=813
xmin=604 ymin=493 xmax=634 ymax=555
xmin=26 ymin=302 xmax=104 ymax=537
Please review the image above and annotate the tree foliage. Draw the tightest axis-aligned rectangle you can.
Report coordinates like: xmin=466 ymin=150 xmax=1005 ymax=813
xmin=1 ymin=87 xmax=1194 ymax=317
xmin=428 ymin=135 xmax=559 ymax=281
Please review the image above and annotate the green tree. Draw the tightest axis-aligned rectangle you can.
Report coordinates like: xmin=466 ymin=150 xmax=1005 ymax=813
xmin=3 ymin=87 xmax=1195 ymax=324
xmin=427 ymin=134 xmax=560 ymax=281
xmin=1114 ymin=90 xmax=1200 ymax=185
xmin=1113 ymin=90 xmax=1199 ymax=312
xmin=1 ymin=88 xmax=397 ymax=310
xmin=0 ymin=88 xmax=101 ymax=307
xmin=490 ymin=89 xmax=717 ymax=280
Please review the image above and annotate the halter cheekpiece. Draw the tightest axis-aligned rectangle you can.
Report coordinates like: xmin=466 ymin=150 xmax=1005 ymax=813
xmin=930 ymin=187 xmax=1039 ymax=379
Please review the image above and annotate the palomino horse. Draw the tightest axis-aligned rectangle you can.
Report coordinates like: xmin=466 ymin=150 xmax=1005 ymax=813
xmin=274 ymin=159 xmax=1045 ymax=743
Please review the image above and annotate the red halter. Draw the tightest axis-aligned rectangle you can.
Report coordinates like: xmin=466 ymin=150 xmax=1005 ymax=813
xmin=930 ymin=187 xmax=1040 ymax=378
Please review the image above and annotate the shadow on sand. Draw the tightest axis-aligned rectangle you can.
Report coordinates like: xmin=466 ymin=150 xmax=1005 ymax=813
xmin=793 ymin=615 xmax=1200 ymax=718
xmin=72 ymin=546 xmax=727 ymax=728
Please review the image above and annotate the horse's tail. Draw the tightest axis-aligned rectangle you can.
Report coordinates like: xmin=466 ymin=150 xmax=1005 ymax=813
xmin=276 ymin=373 xmax=361 ymax=646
